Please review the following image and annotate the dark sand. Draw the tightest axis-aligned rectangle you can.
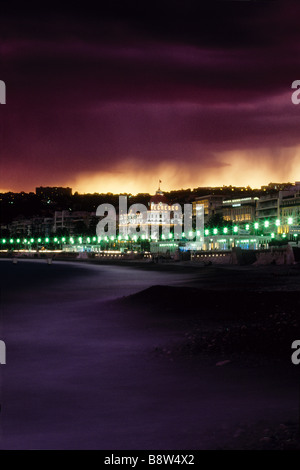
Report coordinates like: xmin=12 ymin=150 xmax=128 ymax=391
xmin=0 ymin=259 xmax=299 ymax=449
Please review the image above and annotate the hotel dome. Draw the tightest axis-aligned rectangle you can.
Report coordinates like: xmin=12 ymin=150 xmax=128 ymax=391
xmin=149 ymin=186 xmax=168 ymax=205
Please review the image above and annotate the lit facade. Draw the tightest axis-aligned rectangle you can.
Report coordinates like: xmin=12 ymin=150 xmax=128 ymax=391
xmin=119 ymin=188 xmax=183 ymax=239
xmin=192 ymin=195 xmax=224 ymax=223
xmin=222 ymin=197 xmax=258 ymax=223
xmin=279 ymin=190 xmax=300 ymax=236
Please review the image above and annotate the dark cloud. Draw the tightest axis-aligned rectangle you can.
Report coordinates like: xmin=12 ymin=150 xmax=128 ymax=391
xmin=1 ymin=1 xmax=300 ymax=191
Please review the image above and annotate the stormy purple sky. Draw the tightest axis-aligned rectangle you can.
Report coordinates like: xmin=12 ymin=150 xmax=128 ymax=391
xmin=1 ymin=1 xmax=300 ymax=194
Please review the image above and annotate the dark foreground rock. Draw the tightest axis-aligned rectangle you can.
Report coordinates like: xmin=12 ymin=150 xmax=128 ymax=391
xmin=121 ymin=285 xmax=300 ymax=365
xmin=214 ymin=422 xmax=300 ymax=450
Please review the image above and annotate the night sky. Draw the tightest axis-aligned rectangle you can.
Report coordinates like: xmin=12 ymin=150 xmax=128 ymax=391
xmin=1 ymin=1 xmax=300 ymax=194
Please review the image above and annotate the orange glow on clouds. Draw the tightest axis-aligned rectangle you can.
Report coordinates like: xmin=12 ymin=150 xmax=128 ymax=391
xmin=71 ymin=147 xmax=300 ymax=194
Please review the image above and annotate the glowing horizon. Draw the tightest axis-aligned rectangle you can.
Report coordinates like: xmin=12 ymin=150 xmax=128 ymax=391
xmin=3 ymin=145 xmax=298 ymax=195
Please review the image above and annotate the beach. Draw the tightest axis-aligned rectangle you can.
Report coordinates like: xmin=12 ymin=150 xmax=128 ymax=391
xmin=0 ymin=259 xmax=299 ymax=449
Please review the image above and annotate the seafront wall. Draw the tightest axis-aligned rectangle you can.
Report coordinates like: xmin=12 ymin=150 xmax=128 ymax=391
xmin=1 ymin=244 xmax=298 ymax=266
xmin=191 ymin=246 xmax=296 ymax=266
xmin=253 ymin=245 xmax=295 ymax=266
xmin=191 ymin=251 xmax=232 ymax=265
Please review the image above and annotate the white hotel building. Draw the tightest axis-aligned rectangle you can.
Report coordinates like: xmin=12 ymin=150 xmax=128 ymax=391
xmin=118 ymin=187 xmax=183 ymax=239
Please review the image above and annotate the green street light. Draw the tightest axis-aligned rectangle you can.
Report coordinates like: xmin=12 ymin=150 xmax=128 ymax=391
xmin=45 ymin=238 xmax=49 ymax=243
xmin=62 ymin=237 xmax=66 ymax=242
xmin=264 ymin=221 xmax=269 ymax=228
xmin=245 ymin=224 xmax=250 ymax=231
xmin=30 ymin=238 xmax=34 ymax=243
xmin=38 ymin=238 xmax=41 ymax=243
xmin=87 ymin=237 xmax=91 ymax=243
xmin=254 ymin=222 xmax=259 ymax=230
xmin=288 ymin=217 xmax=293 ymax=225
xmin=233 ymin=226 xmax=238 ymax=233
xmin=10 ymin=239 xmax=14 ymax=243
xmin=271 ymin=233 xmax=275 ymax=238
xmin=205 ymin=229 xmax=209 ymax=236
xmin=223 ymin=227 xmax=228 ymax=234
xmin=2 ymin=239 xmax=6 ymax=244
xmin=16 ymin=239 xmax=20 ymax=243
xmin=213 ymin=228 xmax=218 ymax=235
xmin=275 ymin=219 xmax=280 ymax=227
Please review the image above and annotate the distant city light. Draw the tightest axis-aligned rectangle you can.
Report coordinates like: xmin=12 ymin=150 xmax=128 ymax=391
xmin=4 ymin=186 xmax=299 ymax=255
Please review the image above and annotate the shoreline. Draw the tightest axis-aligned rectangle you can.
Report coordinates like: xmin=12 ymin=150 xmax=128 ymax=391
xmin=1 ymin=256 xmax=300 ymax=292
